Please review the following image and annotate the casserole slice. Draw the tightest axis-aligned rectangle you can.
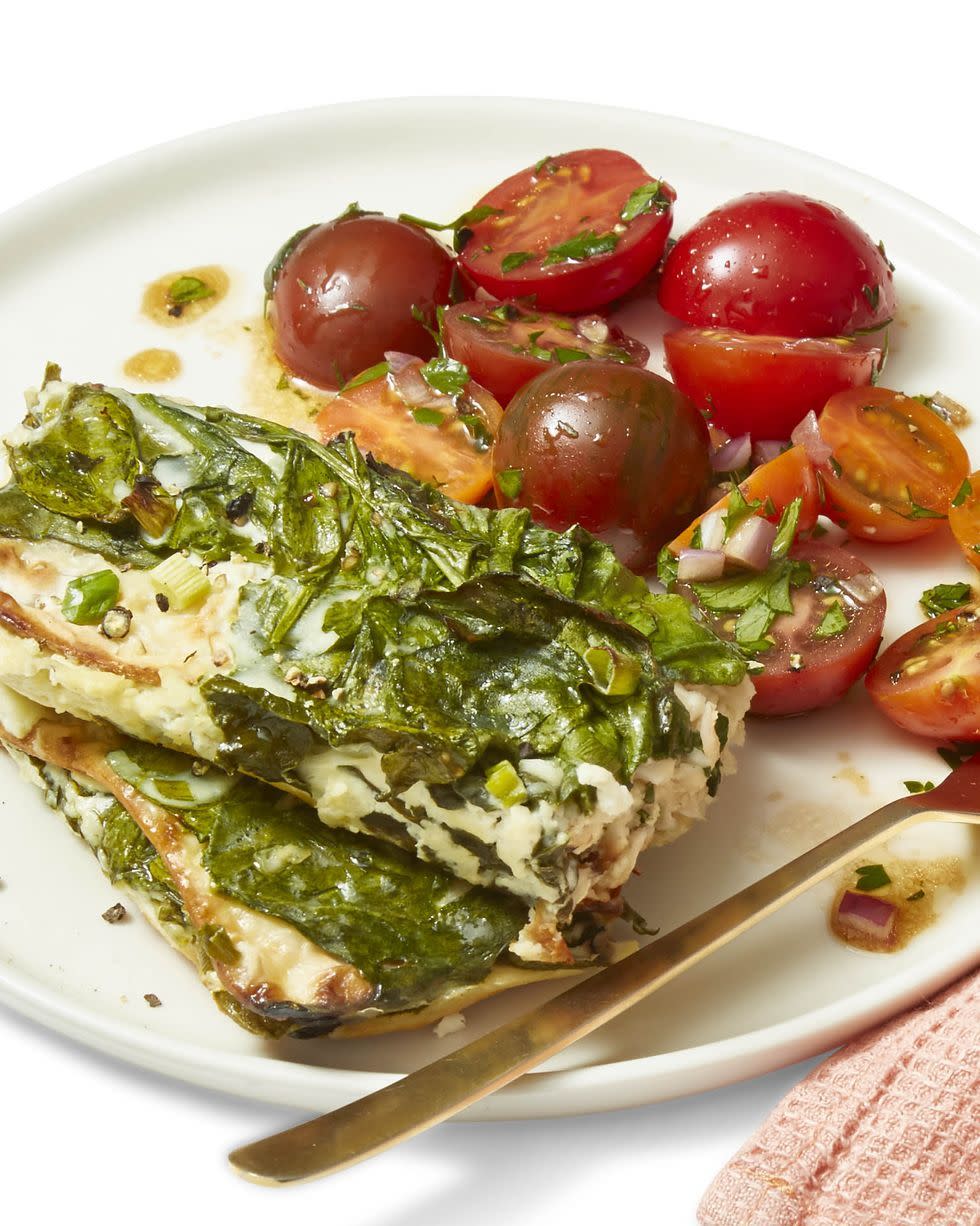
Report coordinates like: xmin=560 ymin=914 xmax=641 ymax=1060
xmin=0 ymin=686 xmax=589 ymax=1036
xmin=0 ymin=375 xmax=751 ymax=958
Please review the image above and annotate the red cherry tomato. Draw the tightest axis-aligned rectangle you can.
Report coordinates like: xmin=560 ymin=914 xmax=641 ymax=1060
xmin=866 ymin=604 xmax=980 ymax=739
xmin=316 ymin=356 xmax=501 ymax=503
xmin=668 ymin=445 xmax=821 ymax=554
xmin=492 ymin=362 xmax=710 ymax=572
xmin=441 ymin=300 xmax=649 ymax=406
xmin=678 ymin=542 xmax=886 ymax=716
xmin=458 ymin=150 xmax=675 ymax=313
xmin=663 ymin=328 xmax=884 ymax=439
xmin=816 ymin=387 xmax=969 ymax=543
xmin=658 ymin=191 xmax=896 ymax=338
xmin=267 ymin=210 xmax=455 ymax=389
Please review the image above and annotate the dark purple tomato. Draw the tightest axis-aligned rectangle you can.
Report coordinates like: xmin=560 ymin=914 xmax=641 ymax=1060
xmin=266 ymin=210 xmax=455 ymax=389
xmin=492 ymin=362 xmax=711 ymax=572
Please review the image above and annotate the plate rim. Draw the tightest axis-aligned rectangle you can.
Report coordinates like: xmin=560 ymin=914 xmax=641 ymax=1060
xmin=1 ymin=94 xmax=979 ymax=1120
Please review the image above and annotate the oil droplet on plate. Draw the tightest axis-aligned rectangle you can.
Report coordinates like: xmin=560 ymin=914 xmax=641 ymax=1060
xmin=122 ymin=348 xmax=182 ymax=383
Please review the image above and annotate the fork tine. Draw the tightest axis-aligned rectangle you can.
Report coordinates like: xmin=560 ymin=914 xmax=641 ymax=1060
xmin=920 ymin=752 xmax=980 ymax=817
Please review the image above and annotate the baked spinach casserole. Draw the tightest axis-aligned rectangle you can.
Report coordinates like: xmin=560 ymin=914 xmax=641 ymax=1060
xmin=0 ymin=373 xmax=751 ymax=1033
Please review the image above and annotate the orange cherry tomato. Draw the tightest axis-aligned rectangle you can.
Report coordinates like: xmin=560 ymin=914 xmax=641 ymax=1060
xmin=948 ymin=470 xmax=980 ymax=572
xmin=816 ymin=387 xmax=969 ymax=543
xmin=866 ymin=604 xmax=980 ymax=739
xmin=668 ymin=445 xmax=821 ymax=554
xmin=316 ymin=357 xmax=502 ymax=503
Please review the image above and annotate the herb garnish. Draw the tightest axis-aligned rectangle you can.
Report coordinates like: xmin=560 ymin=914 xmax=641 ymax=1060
xmin=919 ymin=582 xmax=973 ymax=618
xmin=903 ymin=780 xmax=935 ymax=794
xmin=904 ymin=490 xmax=945 ymax=521
xmin=501 ymin=251 xmax=535 ymax=273
xmin=952 ymin=478 xmax=972 ymax=508
xmin=814 ymin=601 xmax=848 ymax=639
xmin=420 ymin=356 xmax=469 ymax=397
xmin=861 ymin=283 xmax=881 ymax=312
xmin=167 ymin=275 xmax=214 ymax=306
xmin=542 ymin=230 xmax=619 ymax=267
xmin=553 ymin=346 xmax=591 ymax=364
xmin=497 ymin=468 xmax=524 ymax=499
xmin=620 ymin=181 xmax=672 ymax=222
xmin=854 ymin=863 xmax=891 ymax=891
xmin=342 ymin=360 xmax=389 ymax=392
xmin=906 ymin=889 xmax=926 ymax=902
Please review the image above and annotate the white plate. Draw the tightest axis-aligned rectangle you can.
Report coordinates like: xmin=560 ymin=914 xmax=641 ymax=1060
xmin=0 ymin=98 xmax=978 ymax=1121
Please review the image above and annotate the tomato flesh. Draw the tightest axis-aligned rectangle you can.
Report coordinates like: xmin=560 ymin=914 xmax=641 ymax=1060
xmin=458 ymin=150 xmax=675 ymax=313
xmin=267 ymin=212 xmax=455 ymax=389
xmin=669 ymin=445 xmax=821 ymax=554
xmin=442 ymin=300 xmax=649 ymax=406
xmin=316 ymin=357 xmax=502 ymax=503
xmin=816 ymin=387 xmax=969 ymax=542
xmin=866 ymin=604 xmax=980 ymax=739
xmin=663 ymin=328 xmax=883 ymax=439
xmin=659 ymin=191 xmax=896 ymax=338
xmin=678 ymin=542 xmax=886 ymax=716
xmin=948 ymin=470 xmax=980 ymax=571
xmin=492 ymin=362 xmax=710 ymax=572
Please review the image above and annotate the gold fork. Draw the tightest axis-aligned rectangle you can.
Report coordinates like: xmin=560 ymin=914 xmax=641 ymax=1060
xmin=229 ymin=757 xmax=980 ymax=1186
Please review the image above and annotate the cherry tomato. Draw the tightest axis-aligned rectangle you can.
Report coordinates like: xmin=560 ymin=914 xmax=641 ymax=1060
xmin=678 ymin=542 xmax=886 ymax=716
xmin=816 ymin=388 xmax=969 ymax=542
xmin=663 ymin=328 xmax=884 ymax=438
xmin=668 ymin=445 xmax=821 ymax=554
xmin=457 ymin=150 xmax=676 ymax=313
xmin=441 ymin=300 xmax=649 ymax=406
xmin=492 ymin=363 xmax=709 ymax=572
xmin=866 ymin=603 xmax=980 ymax=739
xmin=316 ymin=356 xmax=502 ymax=503
xmin=658 ymin=191 xmax=896 ymax=338
xmin=267 ymin=209 xmax=455 ymax=390
xmin=949 ymin=471 xmax=980 ymax=571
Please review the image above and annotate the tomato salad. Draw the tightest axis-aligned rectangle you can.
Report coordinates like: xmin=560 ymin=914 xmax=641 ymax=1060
xmin=263 ymin=147 xmax=980 ymax=745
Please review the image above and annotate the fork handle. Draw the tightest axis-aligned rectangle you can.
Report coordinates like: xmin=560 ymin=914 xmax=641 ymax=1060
xmin=230 ymin=794 xmax=929 ymax=1185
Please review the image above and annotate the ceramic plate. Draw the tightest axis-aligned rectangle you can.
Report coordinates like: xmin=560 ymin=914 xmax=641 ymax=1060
xmin=0 ymin=97 xmax=977 ymax=1119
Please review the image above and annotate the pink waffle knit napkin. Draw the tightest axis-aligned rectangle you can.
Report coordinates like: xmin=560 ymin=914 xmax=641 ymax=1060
xmin=698 ymin=965 xmax=980 ymax=1226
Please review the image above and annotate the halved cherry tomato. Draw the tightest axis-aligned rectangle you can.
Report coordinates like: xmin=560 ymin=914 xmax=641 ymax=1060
xmin=267 ymin=209 xmax=455 ymax=390
xmin=316 ymin=356 xmax=502 ymax=503
xmin=659 ymin=191 xmax=896 ymax=338
xmin=663 ymin=328 xmax=884 ymax=438
xmin=669 ymin=445 xmax=821 ymax=554
xmin=866 ymin=603 xmax=980 ymax=739
xmin=678 ymin=542 xmax=886 ymax=716
xmin=442 ymin=300 xmax=649 ymax=406
xmin=947 ymin=471 xmax=980 ymax=572
xmin=816 ymin=388 xmax=969 ymax=542
xmin=458 ymin=150 xmax=675 ymax=313
xmin=492 ymin=362 xmax=709 ymax=572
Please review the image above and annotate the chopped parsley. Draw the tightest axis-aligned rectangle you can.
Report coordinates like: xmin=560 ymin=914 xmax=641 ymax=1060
xmin=620 ymin=181 xmax=672 ymax=222
xmin=542 ymin=229 xmax=619 ymax=267
xmin=167 ymin=275 xmax=214 ymax=306
xmin=854 ymin=863 xmax=891 ymax=891
xmin=903 ymin=780 xmax=935 ymax=794
xmin=525 ymin=330 xmax=551 ymax=361
xmin=814 ymin=601 xmax=848 ymax=639
xmin=341 ymin=360 xmax=389 ymax=392
xmin=411 ymin=407 xmax=445 ymax=427
xmin=919 ymin=582 xmax=973 ymax=618
xmin=829 ymin=457 xmax=842 ymax=478
xmin=501 ymin=251 xmax=534 ymax=273
xmin=420 ymin=356 xmax=469 ymax=397
xmin=861 ymin=283 xmax=881 ymax=312
xmin=553 ymin=346 xmax=591 ymax=364
xmin=904 ymin=490 xmax=945 ymax=521
xmin=952 ymin=478 xmax=973 ymax=508
xmin=906 ymin=889 xmax=926 ymax=902
xmin=497 ymin=468 xmax=524 ymax=499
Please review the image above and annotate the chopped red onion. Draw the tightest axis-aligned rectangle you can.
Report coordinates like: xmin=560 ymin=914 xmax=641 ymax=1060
xmin=836 ymin=890 xmax=898 ymax=945
xmin=575 ymin=315 xmax=609 ymax=344
xmin=677 ymin=548 xmax=726 ymax=581
xmin=384 ymin=352 xmax=442 ymax=407
xmin=711 ymin=433 xmax=752 ymax=473
xmin=698 ymin=510 xmax=726 ymax=552
xmin=752 ymin=439 xmax=787 ymax=467
xmin=790 ymin=411 xmax=833 ymax=466
xmin=839 ymin=572 xmax=885 ymax=606
xmin=724 ymin=515 xmax=777 ymax=570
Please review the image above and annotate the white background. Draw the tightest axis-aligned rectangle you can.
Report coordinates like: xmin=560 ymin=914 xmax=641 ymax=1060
xmin=0 ymin=4 xmax=974 ymax=1222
